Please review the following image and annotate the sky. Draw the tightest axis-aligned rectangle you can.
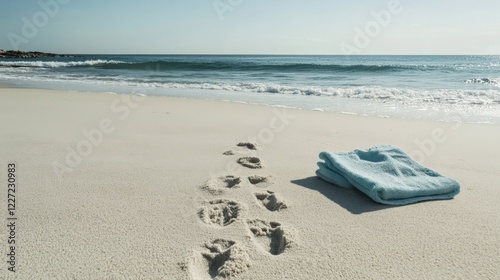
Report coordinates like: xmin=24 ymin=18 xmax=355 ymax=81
xmin=0 ymin=0 xmax=499 ymax=55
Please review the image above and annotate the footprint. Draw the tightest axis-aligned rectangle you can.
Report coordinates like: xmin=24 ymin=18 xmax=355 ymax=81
xmin=248 ymin=175 xmax=274 ymax=188
xmin=246 ymin=219 xmax=294 ymax=255
xmin=237 ymin=157 xmax=262 ymax=169
xmin=255 ymin=191 xmax=287 ymax=212
xmin=237 ymin=142 xmax=259 ymax=150
xmin=223 ymin=149 xmax=255 ymax=156
xmin=190 ymin=239 xmax=251 ymax=279
xmin=198 ymin=199 xmax=244 ymax=227
xmin=223 ymin=142 xmax=259 ymax=156
xmin=202 ymin=176 xmax=242 ymax=195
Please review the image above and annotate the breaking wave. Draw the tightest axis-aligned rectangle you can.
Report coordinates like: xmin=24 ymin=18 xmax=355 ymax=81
xmin=0 ymin=60 xmax=124 ymax=68
xmin=0 ymin=59 xmax=438 ymax=73
xmin=463 ymin=77 xmax=500 ymax=87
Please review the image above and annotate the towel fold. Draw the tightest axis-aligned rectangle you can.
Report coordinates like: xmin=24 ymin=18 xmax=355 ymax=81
xmin=316 ymin=145 xmax=460 ymax=205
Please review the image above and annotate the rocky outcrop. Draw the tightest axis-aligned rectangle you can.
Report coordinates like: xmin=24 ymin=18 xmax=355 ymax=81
xmin=0 ymin=50 xmax=63 ymax=58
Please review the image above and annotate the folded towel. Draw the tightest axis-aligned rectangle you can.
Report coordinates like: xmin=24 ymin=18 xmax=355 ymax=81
xmin=316 ymin=145 xmax=460 ymax=205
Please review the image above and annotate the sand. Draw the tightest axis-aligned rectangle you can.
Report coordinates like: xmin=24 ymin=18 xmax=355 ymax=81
xmin=0 ymin=87 xmax=499 ymax=279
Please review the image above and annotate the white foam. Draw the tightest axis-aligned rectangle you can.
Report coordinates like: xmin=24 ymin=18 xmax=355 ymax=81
xmin=463 ymin=77 xmax=500 ymax=87
xmin=2 ymin=70 xmax=499 ymax=107
xmin=340 ymin=111 xmax=358 ymax=115
xmin=0 ymin=59 xmax=124 ymax=68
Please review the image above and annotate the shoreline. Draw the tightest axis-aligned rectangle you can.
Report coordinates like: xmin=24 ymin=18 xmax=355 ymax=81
xmin=1 ymin=81 xmax=497 ymax=126
xmin=1 ymin=87 xmax=499 ymax=279
xmin=0 ymin=81 xmax=27 ymax=88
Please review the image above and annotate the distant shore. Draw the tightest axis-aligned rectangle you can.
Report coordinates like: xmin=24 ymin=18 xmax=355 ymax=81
xmin=0 ymin=49 xmax=63 ymax=58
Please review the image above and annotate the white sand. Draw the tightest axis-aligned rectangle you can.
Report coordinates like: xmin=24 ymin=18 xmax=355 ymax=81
xmin=0 ymin=88 xmax=499 ymax=279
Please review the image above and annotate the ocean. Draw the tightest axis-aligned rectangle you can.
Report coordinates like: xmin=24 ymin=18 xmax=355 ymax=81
xmin=1 ymin=55 xmax=499 ymax=124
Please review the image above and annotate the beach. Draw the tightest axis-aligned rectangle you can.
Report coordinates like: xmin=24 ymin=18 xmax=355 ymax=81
xmin=0 ymin=87 xmax=499 ymax=279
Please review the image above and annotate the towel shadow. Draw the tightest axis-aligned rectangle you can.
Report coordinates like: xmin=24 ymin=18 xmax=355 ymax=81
xmin=291 ymin=176 xmax=394 ymax=215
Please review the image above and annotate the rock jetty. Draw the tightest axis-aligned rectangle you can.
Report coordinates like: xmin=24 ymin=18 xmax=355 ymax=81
xmin=0 ymin=50 xmax=63 ymax=58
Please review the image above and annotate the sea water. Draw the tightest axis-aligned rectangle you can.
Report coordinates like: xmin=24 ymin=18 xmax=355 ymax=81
xmin=1 ymin=55 xmax=499 ymax=123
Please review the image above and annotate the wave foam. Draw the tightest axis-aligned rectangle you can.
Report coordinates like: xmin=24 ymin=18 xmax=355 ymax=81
xmin=1 ymin=71 xmax=499 ymax=106
xmin=463 ymin=77 xmax=500 ymax=87
xmin=146 ymin=82 xmax=500 ymax=105
xmin=0 ymin=60 xmax=124 ymax=68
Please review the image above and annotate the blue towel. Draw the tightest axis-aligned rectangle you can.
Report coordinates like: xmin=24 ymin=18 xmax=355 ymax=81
xmin=316 ymin=145 xmax=460 ymax=205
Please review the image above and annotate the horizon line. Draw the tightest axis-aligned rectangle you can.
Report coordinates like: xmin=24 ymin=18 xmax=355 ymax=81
xmin=2 ymin=50 xmax=499 ymax=56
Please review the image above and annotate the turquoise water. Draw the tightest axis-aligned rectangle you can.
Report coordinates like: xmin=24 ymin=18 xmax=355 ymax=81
xmin=1 ymin=55 xmax=499 ymax=123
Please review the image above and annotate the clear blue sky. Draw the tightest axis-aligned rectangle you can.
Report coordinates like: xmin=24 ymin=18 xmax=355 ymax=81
xmin=0 ymin=0 xmax=499 ymax=54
